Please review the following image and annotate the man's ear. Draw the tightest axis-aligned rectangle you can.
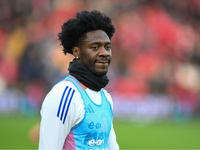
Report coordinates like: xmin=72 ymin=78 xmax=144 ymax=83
xmin=72 ymin=47 xmax=80 ymax=60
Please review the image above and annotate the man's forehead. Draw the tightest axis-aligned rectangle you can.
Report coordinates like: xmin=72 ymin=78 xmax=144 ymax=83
xmin=83 ymin=30 xmax=110 ymax=43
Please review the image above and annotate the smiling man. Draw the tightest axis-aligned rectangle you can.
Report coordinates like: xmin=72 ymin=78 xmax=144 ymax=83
xmin=39 ymin=10 xmax=119 ymax=150
xmin=75 ymin=30 xmax=111 ymax=76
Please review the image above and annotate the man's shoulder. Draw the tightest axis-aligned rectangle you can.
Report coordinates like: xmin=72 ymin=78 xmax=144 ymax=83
xmin=102 ymin=89 xmax=112 ymax=97
xmin=102 ymin=89 xmax=113 ymax=104
xmin=41 ymin=80 xmax=82 ymax=111
xmin=44 ymin=80 xmax=80 ymax=102
xmin=51 ymin=80 xmax=77 ymax=94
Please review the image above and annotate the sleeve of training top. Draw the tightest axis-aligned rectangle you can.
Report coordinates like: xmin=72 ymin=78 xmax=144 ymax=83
xmin=108 ymin=123 xmax=119 ymax=150
xmin=39 ymin=81 xmax=84 ymax=150
xmin=103 ymin=90 xmax=119 ymax=150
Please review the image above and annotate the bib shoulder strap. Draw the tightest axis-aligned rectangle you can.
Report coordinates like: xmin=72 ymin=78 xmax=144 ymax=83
xmin=100 ymin=89 xmax=113 ymax=117
xmin=65 ymin=75 xmax=86 ymax=96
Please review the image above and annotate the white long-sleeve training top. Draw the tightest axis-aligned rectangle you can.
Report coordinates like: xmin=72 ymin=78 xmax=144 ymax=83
xmin=39 ymin=80 xmax=119 ymax=150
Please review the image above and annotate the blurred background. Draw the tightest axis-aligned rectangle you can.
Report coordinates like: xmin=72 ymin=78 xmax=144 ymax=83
xmin=0 ymin=0 xmax=200 ymax=149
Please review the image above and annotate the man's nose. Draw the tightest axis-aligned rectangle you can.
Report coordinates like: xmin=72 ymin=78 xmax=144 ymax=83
xmin=99 ymin=47 xmax=110 ymax=56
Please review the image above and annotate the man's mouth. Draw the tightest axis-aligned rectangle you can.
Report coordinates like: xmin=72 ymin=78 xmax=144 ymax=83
xmin=95 ymin=58 xmax=110 ymax=64
xmin=95 ymin=61 xmax=110 ymax=68
xmin=96 ymin=61 xmax=109 ymax=63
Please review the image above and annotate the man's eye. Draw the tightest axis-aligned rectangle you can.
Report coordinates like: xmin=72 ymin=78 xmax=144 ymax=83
xmin=106 ymin=46 xmax=111 ymax=50
xmin=92 ymin=46 xmax=98 ymax=50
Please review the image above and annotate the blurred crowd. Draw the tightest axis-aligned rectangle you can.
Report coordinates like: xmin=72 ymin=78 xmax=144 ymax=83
xmin=0 ymin=0 xmax=200 ymax=118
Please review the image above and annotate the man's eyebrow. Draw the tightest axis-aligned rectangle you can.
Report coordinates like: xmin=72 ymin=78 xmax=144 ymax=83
xmin=89 ymin=41 xmax=111 ymax=45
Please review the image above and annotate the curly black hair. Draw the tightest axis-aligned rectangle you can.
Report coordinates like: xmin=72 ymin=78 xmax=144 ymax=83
xmin=58 ymin=10 xmax=115 ymax=55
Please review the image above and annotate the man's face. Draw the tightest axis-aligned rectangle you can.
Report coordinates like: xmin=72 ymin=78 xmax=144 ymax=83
xmin=79 ymin=30 xmax=112 ymax=76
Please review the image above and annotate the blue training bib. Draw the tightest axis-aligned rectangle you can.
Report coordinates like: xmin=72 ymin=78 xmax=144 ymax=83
xmin=63 ymin=75 xmax=113 ymax=150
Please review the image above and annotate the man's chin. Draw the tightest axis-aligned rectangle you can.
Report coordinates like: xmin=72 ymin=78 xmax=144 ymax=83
xmin=93 ymin=69 xmax=108 ymax=76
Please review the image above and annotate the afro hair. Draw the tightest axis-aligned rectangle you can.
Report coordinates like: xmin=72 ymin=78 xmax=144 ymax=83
xmin=58 ymin=10 xmax=115 ymax=55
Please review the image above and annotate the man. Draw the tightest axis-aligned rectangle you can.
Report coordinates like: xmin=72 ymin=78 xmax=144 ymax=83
xmin=39 ymin=10 xmax=119 ymax=150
